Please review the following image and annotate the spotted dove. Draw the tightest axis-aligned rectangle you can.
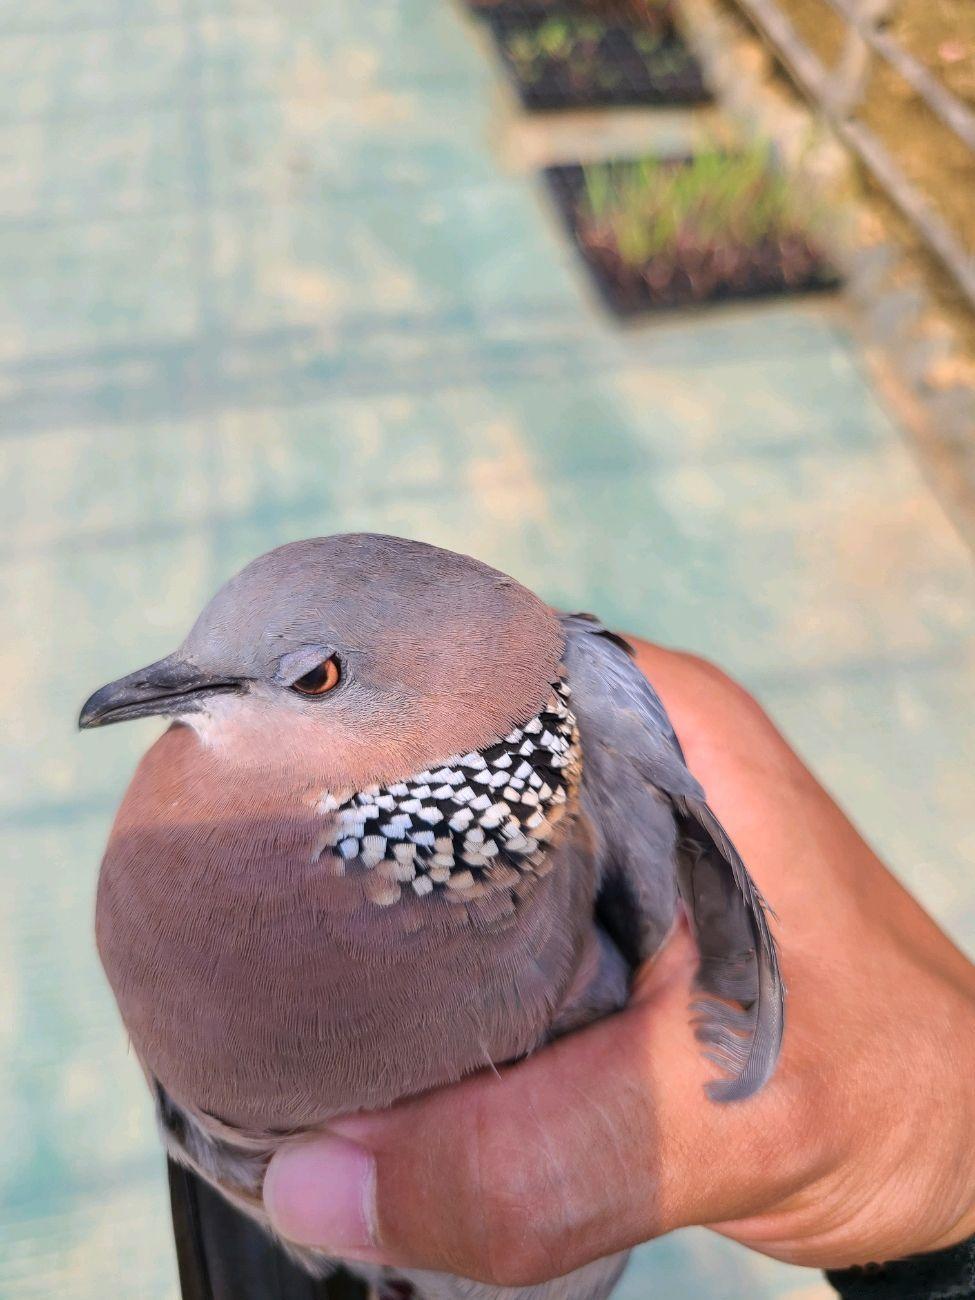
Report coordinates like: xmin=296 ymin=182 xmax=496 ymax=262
xmin=80 ymin=534 xmax=783 ymax=1300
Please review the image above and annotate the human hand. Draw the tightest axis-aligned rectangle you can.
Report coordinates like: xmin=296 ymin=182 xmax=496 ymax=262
xmin=262 ymin=642 xmax=975 ymax=1285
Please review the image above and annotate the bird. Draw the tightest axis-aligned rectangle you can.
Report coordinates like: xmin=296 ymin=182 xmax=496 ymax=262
xmin=80 ymin=533 xmax=783 ymax=1300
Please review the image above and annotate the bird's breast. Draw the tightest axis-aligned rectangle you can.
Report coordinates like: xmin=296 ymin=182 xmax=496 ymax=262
xmin=96 ymin=717 xmax=597 ymax=1132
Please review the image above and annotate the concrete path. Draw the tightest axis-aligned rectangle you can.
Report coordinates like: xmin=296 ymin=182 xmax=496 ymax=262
xmin=2 ymin=2 xmax=973 ymax=1297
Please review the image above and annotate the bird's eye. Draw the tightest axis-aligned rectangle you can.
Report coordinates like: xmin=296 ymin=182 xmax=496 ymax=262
xmin=290 ymin=656 xmax=341 ymax=696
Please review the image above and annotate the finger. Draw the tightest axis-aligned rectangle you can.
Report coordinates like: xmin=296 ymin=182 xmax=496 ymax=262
xmin=264 ymin=926 xmax=800 ymax=1287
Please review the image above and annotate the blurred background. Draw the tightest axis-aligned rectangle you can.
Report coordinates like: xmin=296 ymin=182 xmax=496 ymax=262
xmin=2 ymin=0 xmax=974 ymax=1297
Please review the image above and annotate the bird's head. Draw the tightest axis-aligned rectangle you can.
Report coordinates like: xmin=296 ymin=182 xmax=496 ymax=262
xmin=78 ymin=534 xmax=565 ymax=796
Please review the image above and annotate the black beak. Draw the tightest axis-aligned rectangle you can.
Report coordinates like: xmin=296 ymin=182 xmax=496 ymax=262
xmin=78 ymin=654 xmax=245 ymax=730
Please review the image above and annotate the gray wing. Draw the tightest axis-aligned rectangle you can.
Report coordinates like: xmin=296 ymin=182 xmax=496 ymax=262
xmin=561 ymin=613 xmax=784 ymax=1102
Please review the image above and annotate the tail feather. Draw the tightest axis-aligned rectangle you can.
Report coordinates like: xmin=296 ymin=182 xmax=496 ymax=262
xmin=167 ymin=1159 xmax=369 ymax=1300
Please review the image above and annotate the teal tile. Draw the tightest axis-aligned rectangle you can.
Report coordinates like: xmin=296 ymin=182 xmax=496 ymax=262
xmin=201 ymin=93 xmax=498 ymax=204
xmin=205 ymin=185 xmax=576 ymax=332
xmin=0 ymin=214 xmax=201 ymax=359
xmin=0 ymin=1 xmax=183 ymax=35
xmin=0 ymin=421 xmax=213 ymax=555
xmin=0 ymin=539 xmax=219 ymax=817
xmin=759 ymin=648 xmax=975 ymax=950
xmin=607 ymin=316 xmax=895 ymax=457
xmin=624 ymin=1232 xmax=832 ymax=1300
xmin=190 ymin=361 xmax=890 ymax=533
xmin=583 ymin=300 xmax=870 ymax=373
xmin=0 ymin=824 xmax=175 ymax=1299
xmin=0 ymin=817 xmax=161 ymax=1209
xmin=1 ymin=1178 xmax=178 ymax=1300
xmin=532 ymin=450 xmax=975 ymax=678
xmin=196 ymin=8 xmax=489 ymax=101
xmin=0 ymin=25 xmax=188 ymax=121
xmin=200 ymin=303 xmax=894 ymax=453
xmin=0 ymin=110 xmax=192 ymax=222
xmin=0 ymin=211 xmax=202 ymax=358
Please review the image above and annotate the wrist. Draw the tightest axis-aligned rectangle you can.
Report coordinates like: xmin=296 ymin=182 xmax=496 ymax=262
xmin=723 ymin=979 xmax=975 ymax=1271
xmin=922 ymin=984 xmax=975 ymax=1254
xmin=845 ymin=979 xmax=975 ymax=1265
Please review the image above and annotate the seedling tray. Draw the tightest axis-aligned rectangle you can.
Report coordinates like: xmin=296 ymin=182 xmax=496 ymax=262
xmin=468 ymin=0 xmax=671 ymax=22
xmin=545 ymin=158 xmax=840 ymax=317
xmin=487 ymin=10 xmax=710 ymax=111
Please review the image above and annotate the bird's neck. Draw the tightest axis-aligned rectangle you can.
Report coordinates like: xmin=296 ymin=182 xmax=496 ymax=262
xmin=113 ymin=680 xmax=581 ymax=914
xmin=311 ymin=678 xmax=580 ymax=906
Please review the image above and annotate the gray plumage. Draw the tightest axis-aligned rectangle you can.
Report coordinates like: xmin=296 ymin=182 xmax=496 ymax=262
xmin=562 ymin=614 xmax=782 ymax=1101
xmin=80 ymin=534 xmax=784 ymax=1300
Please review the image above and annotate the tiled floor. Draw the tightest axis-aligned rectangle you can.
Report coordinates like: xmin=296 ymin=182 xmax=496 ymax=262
xmin=2 ymin=2 xmax=974 ymax=1298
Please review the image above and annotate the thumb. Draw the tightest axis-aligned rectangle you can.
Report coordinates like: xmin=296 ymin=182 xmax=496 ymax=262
xmin=263 ymin=929 xmax=784 ymax=1286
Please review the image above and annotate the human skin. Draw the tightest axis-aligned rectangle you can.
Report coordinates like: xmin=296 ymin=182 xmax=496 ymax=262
xmin=262 ymin=641 xmax=975 ymax=1285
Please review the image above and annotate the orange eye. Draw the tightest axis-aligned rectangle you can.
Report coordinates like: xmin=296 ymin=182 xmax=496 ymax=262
xmin=291 ymin=656 xmax=341 ymax=696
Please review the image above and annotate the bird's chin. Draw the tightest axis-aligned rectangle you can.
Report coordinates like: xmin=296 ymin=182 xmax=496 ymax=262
xmin=176 ymin=710 xmax=217 ymax=741
xmin=175 ymin=692 xmax=298 ymax=764
xmin=176 ymin=694 xmax=243 ymax=747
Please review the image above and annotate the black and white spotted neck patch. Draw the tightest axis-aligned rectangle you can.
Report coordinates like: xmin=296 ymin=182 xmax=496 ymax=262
xmin=314 ymin=679 xmax=580 ymax=905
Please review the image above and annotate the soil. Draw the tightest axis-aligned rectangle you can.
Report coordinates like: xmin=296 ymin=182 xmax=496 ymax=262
xmin=489 ymin=14 xmax=711 ymax=109
xmin=546 ymin=160 xmax=839 ymax=314
xmin=468 ymin=0 xmax=674 ymax=22
xmin=741 ymin=0 xmax=975 ymax=256
xmin=715 ymin=0 xmax=975 ymax=364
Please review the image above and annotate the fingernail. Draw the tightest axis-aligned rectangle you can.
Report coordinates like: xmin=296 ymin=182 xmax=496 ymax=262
xmin=264 ymin=1135 xmax=377 ymax=1255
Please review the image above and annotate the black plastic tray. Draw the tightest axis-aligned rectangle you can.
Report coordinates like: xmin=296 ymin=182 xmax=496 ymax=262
xmin=545 ymin=160 xmax=841 ymax=317
xmin=489 ymin=13 xmax=710 ymax=110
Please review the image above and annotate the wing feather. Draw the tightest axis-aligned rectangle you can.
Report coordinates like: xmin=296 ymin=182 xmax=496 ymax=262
xmin=562 ymin=614 xmax=784 ymax=1101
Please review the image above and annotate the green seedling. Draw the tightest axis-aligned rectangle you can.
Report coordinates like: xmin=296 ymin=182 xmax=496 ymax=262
xmin=578 ymin=146 xmax=827 ymax=268
xmin=503 ymin=11 xmax=690 ymax=90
